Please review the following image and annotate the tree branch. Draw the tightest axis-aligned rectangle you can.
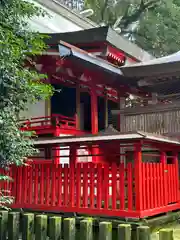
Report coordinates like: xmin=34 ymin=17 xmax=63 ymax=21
xmin=121 ymin=29 xmax=148 ymax=40
xmin=120 ymin=0 xmax=159 ymax=29
xmin=100 ymin=0 xmax=109 ymax=21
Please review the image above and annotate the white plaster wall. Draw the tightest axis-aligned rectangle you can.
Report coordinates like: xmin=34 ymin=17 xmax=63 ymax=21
xmin=20 ymin=100 xmax=46 ymax=119
xmin=23 ymin=0 xmax=84 ymax=120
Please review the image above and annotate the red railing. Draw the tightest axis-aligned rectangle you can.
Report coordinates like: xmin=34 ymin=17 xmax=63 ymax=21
xmin=19 ymin=114 xmax=76 ymax=131
xmin=0 ymin=160 xmax=137 ymax=218
xmin=0 ymin=160 xmax=179 ymax=218
xmin=140 ymin=162 xmax=180 ymax=217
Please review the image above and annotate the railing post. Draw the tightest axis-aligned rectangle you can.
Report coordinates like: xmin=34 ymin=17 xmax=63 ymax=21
xmin=160 ymin=151 xmax=166 ymax=164
xmin=173 ymin=151 xmax=179 ymax=202
xmin=90 ymin=86 xmax=99 ymax=163
xmin=134 ymin=143 xmax=143 ymax=215
xmin=172 ymin=151 xmax=178 ymax=166
xmin=54 ymin=130 xmax=60 ymax=165
xmin=160 ymin=151 xmax=168 ymax=205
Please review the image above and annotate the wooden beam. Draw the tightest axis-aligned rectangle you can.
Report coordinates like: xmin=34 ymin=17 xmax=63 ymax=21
xmin=51 ymin=73 xmax=119 ymax=102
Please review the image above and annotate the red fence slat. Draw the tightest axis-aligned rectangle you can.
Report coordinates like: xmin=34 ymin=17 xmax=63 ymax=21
xmin=103 ymin=164 xmax=109 ymax=210
xmin=159 ymin=163 xmax=163 ymax=206
xmin=51 ymin=164 xmax=56 ymax=206
xmin=76 ymin=164 xmax=81 ymax=208
xmin=63 ymin=165 xmax=69 ymax=206
xmin=82 ymin=164 xmax=88 ymax=208
xmin=27 ymin=166 xmax=33 ymax=205
xmin=153 ymin=163 xmax=157 ymax=208
xmin=57 ymin=164 xmax=62 ymax=206
xmin=40 ymin=164 xmax=44 ymax=205
xmin=69 ymin=162 xmax=75 ymax=208
xmin=0 ymin=159 xmax=179 ymax=219
xmin=97 ymin=164 xmax=102 ymax=209
xmin=44 ymin=165 xmax=50 ymax=205
xmin=149 ymin=163 xmax=153 ymax=209
xmin=127 ymin=163 xmax=133 ymax=211
xmin=17 ymin=167 xmax=23 ymax=204
xmin=24 ymin=166 xmax=28 ymax=204
xmin=89 ymin=163 xmax=95 ymax=209
xmin=156 ymin=164 xmax=160 ymax=208
xmin=119 ymin=162 xmax=125 ymax=210
xmin=112 ymin=163 xmax=117 ymax=210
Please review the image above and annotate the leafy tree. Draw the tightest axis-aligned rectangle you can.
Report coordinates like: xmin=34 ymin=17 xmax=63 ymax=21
xmin=85 ymin=0 xmax=180 ymax=56
xmin=85 ymin=0 xmax=160 ymax=29
xmin=136 ymin=1 xmax=180 ymax=56
xmin=0 ymin=0 xmax=52 ymax=205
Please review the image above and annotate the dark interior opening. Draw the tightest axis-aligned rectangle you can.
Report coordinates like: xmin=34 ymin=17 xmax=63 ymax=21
xmin=166 ymin=151 xmax=173 ymax=164
xmin=50 ymin=84 xmax=116 ymax=132
xmin=109 ymin=100 xmax=118 ymax=129
xmin=98 ymin=96 xmax=105 ymax=131
xmin=80 ymin=92 xmax=91 ymax=132
xmin=51 ymin=84 xmax=76 ymax=117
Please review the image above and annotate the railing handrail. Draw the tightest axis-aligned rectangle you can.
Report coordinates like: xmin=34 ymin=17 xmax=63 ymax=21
xmin=19 ymin=114 xmax=76 ymax=123
xmin=19 ymin=114 xmax=77 ymax=130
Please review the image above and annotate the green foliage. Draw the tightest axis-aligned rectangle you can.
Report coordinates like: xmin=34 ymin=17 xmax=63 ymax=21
xmin=136 ymin=1 xmax=180 ymax=56
xmin=85 ymin=0 xmax=180 ymax=56
xmin=85 ymin=0 xmax=162 ymax=31
xmin=0 ymin=2 xmax=52 ymax=169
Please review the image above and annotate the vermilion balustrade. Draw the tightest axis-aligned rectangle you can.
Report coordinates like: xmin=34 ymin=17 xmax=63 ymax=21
xmin=0 ymin=160 xmax=179 ymax=218
xmin=19 ymin=114 xmax=76 ymax=131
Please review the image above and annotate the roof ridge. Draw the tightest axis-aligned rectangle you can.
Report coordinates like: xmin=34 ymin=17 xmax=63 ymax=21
xmin=36 ymin=0 xmax=98 ymax=29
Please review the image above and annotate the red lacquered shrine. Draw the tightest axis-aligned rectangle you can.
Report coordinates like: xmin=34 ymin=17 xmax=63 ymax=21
xmin=21 ymin=27 xmax=148 ymax=139
xmin=20 ymin=27 xmax=149 ymax=165
xmin=2 ymin=132 xmax=180 ymax=219
xmin=2 ymin=27 xmax=180 ymax=219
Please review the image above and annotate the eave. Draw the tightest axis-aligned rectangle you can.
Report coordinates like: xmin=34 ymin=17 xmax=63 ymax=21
xmin=58 ymin=41 xmax=123 ymax=76
xmin=44 ymin=27 xmax=153 ymax=63
xmin=34 ymin=131 xmax=180 ymax=146
xmin=120 ymin=53 xmax=180 ymax=99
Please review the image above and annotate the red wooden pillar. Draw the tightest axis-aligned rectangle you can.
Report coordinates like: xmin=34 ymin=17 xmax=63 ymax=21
xmin=90 ymin=86 xmax=98 ymax=134
xmin=69 ymin=145 xmax=76 ymax=207
xmin=90 ymin=86 xmax=98 ymax=163
xmin=160 ymin=151 xmax=168 ymax=205
xmin=172 ymin=152 xmax=179 ymax=202
xmin=76 ymin=84 xmax=81 ymax=130
xmin=172 ymin=152 xmax=178 ymax=165
xmin=160 ymin=151 xmax=166 ymax=164
xmin=134 ymin=143 xmax=143 ymax=215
